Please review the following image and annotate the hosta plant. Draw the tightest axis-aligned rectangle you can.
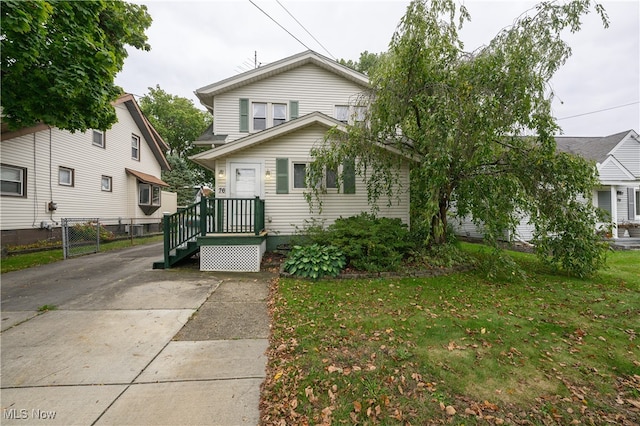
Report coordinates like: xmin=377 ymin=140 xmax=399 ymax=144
xmin=283 ymin=244 xmax=346 ymax=280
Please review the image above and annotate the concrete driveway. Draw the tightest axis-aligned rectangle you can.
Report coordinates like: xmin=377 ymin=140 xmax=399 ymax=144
xmin=1 ymin=242 xmax=271 ymax=425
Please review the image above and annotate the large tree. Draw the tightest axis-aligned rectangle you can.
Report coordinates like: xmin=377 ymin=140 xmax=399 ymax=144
xmin=1 ymin=0 xmax=151 ymax=132
xmin=309 ymin=0 xmax=610 ymax=277
xmin=139 ymin=85 xmax=212 ymax=157
xmin=139 ymin=85 xmax=214 ymax=205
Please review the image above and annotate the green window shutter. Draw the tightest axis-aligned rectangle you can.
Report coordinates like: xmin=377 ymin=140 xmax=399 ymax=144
xmin=239 ymin=98 xmax=249 ymax=132
xmin=343 ymin=158 xmax=356 ymax=194
xmin=289 ymin=101 xmax=299 ymax=120
xmin=276 ymin=158 xmax=289 ymax=194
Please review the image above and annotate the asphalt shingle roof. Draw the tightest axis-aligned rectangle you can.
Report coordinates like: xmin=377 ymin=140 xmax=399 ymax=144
xmin=554 ymin=130 xmax=631 ymax=163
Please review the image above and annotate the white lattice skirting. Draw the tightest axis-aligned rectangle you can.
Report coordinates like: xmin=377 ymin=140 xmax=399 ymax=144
xmin=200 ymin=241 xmax=266 ymax=272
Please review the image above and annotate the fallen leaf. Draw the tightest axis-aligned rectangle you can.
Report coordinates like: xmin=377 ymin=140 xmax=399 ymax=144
xmin=353 ymin=400 xmax=362 ymax=413
xmin=445 ymin=405 xmax=456 ymax=416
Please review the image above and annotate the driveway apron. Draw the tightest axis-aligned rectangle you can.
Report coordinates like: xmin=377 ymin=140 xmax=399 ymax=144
xmin=1 ymin=242 xmax=271 ymax=425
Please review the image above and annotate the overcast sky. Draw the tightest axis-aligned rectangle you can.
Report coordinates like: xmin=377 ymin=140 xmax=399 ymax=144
xmin=115 ymin=0 xmax=639 ymax=137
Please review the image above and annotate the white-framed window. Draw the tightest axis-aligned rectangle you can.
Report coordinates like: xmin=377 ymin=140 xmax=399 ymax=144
xmin=293 ymin=162 xmax=307 ymax=189
xmin=131 ymin=134 xmax=140 ymax=160
xmin=93 ymin=130 xmax=105 ymax=148
xmin=354 ymin=106 xmax=367 ymax=123
xmin=152 ymin=186 xmax=161 ymax=205
xmin=273 ymin=103 xmax=287 ymax=126
xmin=59 ymin=167 xmax=74 ymax=187
xmin=253 ymin=102 xmax=267 ymax=131
xmin=326 ymin=167 xmax=338 ymax=189
xmin=1 ymin=164 xmax=26 ymax=197
xmin=335 ymin=105 xmax=349 ymax=122
xmin=138 ymin=183 xmax=161 ymax=206
xmin=101 ymin=175 xmax=112 ymax=192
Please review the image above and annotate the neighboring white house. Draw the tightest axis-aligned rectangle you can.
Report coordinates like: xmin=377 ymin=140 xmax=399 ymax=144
xmin=453 ymin=129 xmax=640 ymax=241
xmin=190 ymin=50 xmax=411 ymax=250
xmin=1 ymin=93 xmax=176 ymax=247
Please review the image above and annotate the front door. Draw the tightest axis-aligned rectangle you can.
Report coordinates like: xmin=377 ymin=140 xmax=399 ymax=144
xmin=230 ymin=163 xmax=261 ymax=231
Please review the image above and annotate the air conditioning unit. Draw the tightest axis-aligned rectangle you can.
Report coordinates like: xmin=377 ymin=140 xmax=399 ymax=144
xmin=125 ymin=224 xmax=144 ymax=236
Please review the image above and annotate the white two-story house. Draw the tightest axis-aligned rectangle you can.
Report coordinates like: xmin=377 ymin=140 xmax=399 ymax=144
xmin=1 ymin=93 xmax=176 ymax=248
xmin=156 ymin=51 xmax=411 ymax=271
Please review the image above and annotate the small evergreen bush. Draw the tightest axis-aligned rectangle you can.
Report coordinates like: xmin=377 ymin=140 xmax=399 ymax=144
xmin=315 ymin=213 xmax=414 ymax=272
xmin=283 ymin=244 xmax=346 ymax=279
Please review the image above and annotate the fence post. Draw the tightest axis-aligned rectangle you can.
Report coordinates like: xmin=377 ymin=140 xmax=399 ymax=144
xmin=96 ymin=219 xmax=100 ymax=252
xmin=62 ymin=218 xmax=68 ymax=259
xmin=163 ymin=213 xmax=171 ymax=269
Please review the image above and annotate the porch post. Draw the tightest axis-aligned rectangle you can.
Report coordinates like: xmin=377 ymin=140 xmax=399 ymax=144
xmin=200 ymin=197 xmax=208 ymax=236
xmin=611 ymin=186 xmax=618 ymax=239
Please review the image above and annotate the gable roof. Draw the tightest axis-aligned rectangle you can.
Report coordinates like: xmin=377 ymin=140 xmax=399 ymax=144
xmin=114 ymin=94 xmax=171 ymax=171
xmin=554 ymin=130 xmax=634 ymax=163
xmin=194 ymin=50 xmax=370 ymax=111
xmin=190 ymin=111 xmax=346 ymax=166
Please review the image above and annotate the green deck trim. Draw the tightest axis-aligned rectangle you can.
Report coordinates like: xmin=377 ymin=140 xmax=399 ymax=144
xmin=197 ymin=233 xmax=267 ymax=246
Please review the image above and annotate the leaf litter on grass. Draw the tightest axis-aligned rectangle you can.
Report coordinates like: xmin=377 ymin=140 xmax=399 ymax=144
xmin=261 ymin=252 xmax=640 ymax=425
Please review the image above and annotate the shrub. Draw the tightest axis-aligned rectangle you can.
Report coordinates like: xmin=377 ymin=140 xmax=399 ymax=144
xmin=283 ymin=244 xmax=346 ymax=279
xmin=317 ymin=213 xmax=414 ymax=272
xmin=71 ymin=222 xmax=115 ymax=242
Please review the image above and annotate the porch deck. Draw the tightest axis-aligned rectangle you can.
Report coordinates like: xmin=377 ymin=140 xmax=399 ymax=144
xmin=153 ymin=197 xmax=266 ymax=270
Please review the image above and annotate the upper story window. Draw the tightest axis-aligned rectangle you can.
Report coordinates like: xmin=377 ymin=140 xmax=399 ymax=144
xmin=101 ymin=175 xmax=112 ymax=192
xmin=335 ymin=105 xmax=367 ymax=124
xmin=131 ymin=134 xmax=140 ymax=160
xmin=253 ymin=102 xmax=267 ymax=131
xmin=59 ymin=166 xmax=74 ymax=187
xmin=273 ymin=103 xmax=287 ymax=126
xmin=335 ymin=105 xmax=349 ymax=123
xmin=93 ymin=130 xmax=105 ymax=148
xmin=1 ymin=164 xmax=27 ymax=197
xmin=240 ymin=99 xmax=297 ymax=133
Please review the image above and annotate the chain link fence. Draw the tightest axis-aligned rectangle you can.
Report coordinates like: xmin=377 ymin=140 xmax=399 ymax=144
xmin=62 ymin=217 xmax=163 ymax=259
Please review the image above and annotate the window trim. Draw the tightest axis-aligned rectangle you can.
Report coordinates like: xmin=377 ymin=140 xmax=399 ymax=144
xmin=101 ymin=175 xmax=112 ymax=192
xmin=1 ymin=164 xmax=27 ymax=197
xmin=92 ymin=130 xmax=105 ymax=148
xmin=58 ymin=166 xmax=74 ymax=187
xmin=131 ymin=134 xmax=140 ymax=160
xmin=250 ymin=100 xmax=291 ymax=131
xmin=292 ymin=162 xmax=307 ymax=190
xmin=138 ymin=182 xmax=161 ymax=207
xmin=252 ymin=102 xmax=267 ymax=131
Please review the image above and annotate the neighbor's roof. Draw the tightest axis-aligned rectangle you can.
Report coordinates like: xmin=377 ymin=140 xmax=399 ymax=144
xmin=194 ymin=50 xmax=370 ymax=110
xmin=115 ymin=93 xmax=171 ymax=171
xmin=554 ymin=130 xmax=634 ymax=163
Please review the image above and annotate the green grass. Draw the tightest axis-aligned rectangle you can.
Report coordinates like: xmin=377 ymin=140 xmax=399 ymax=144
xmin=1 ymin=235 xmax=163 ymax=274
xmin=261 ymin=246 xmax=640 ymax=425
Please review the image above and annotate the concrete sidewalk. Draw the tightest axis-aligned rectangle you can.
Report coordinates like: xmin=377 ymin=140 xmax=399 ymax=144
xmin=1 ymin=244 xmax=272 ymax=425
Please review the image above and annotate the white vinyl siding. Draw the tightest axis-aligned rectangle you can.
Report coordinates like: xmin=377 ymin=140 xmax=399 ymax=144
xmin=217 ymin=123 xmax=410 ymax=235
xmin=0 ymin=103 xmax=168 ymax=231
xmin=611 ymin=136 xmax=640 ymax=177
xmin=213 ymin=63 xmax=368 ymax=142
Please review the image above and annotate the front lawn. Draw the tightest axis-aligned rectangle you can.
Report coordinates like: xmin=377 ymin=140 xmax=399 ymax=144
xmin=261 ymin=245 xmax=640 ymax=425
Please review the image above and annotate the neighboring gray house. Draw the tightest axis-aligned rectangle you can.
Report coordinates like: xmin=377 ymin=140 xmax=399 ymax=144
xmin=453 ymin=129 xmax=640 ymax=241
xmin=556 ymin=130 xmax=640 ymax=236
